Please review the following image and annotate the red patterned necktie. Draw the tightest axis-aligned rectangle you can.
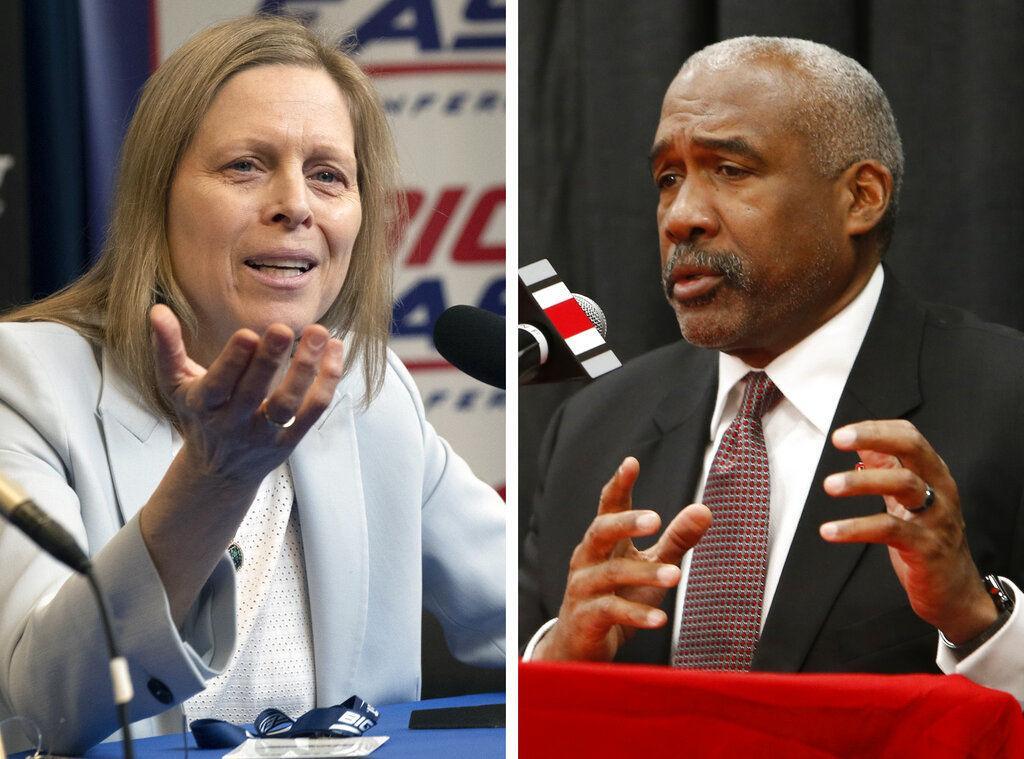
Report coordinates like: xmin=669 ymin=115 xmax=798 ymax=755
xmin=674 ymin=371 xmax=781 ymax=671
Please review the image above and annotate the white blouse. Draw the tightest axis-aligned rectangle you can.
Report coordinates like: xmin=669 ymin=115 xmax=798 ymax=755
xmin=182 ymin=463 xmax=316 ymax=722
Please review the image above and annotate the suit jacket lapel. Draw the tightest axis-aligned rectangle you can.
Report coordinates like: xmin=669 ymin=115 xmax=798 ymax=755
xmin=96 ymin=350 xmax=176 ymax=527
xmin=754 ymin=273 xmax=926 ymax=671
xmin=617 ymin=347 xmax=717 ymax=663
xmin=289 ymin=380 xmax=369 ymax=705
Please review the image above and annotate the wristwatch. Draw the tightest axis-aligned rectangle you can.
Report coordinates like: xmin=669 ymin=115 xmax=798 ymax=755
xmin=940 ymin=574 xmax=1015 ymax=660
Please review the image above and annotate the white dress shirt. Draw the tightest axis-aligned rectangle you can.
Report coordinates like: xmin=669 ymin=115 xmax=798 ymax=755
xmin=527 ymin=263 xmax=1024 ymax=706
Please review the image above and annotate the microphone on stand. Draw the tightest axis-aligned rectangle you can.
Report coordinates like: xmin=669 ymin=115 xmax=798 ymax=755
xmin=518 ymin=293 xmax=611 ymax=384
xmin=0 ymin=474 xmax=136 ymax=759
xmin=0 ymin=477 xmax=90 ymax=573
xmin=518 ymin=259 xmax=621 ymax=385
xmin=432 ymin=259 xmax=623 ymax=388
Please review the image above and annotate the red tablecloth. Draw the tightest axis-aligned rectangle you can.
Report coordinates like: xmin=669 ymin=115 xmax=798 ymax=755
xmin=519 ymin=661 xmax=1024 ymax=757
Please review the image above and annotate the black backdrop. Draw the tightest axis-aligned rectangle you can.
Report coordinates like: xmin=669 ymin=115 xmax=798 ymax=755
xmin=0 ymin=1 xmax=29 ymax=308
xmin=518 ymin=0 xmax=1024 ymax=540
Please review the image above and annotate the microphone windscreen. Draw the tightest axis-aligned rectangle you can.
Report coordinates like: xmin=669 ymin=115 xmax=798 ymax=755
xmin=433 ymin=305 xmax=505 ymax=389
xmin=572 ymin=294 xmax=608 ymax=338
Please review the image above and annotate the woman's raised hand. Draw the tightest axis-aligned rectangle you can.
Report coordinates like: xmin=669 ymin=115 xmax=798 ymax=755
xmin=149 ymin=303 xmax=344 ymax=486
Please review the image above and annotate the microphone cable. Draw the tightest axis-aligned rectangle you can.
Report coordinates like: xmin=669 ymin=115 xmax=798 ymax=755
xmin=85 ymin=569 xmax=135 ymax=759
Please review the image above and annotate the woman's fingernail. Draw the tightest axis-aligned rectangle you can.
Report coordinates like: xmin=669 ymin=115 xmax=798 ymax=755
xmin=820 ymin=522 xmax=839 ymax=540
xmin=268 ymin=333 xmax=290 ymax=353
xmin=307 ymin=331 xmax=326 ymax=349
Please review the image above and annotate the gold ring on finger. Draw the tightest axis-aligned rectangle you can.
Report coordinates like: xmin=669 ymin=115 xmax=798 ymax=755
xmin=260 ymin=401 xmax=296 ymax=429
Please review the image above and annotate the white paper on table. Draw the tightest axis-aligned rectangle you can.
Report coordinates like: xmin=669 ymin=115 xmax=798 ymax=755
xmin=224 ymin=736 xmax=389 ymax=758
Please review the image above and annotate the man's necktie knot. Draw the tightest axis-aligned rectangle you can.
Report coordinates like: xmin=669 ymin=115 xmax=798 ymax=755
xmin=738 ymin=371 xmax=781 ymax=421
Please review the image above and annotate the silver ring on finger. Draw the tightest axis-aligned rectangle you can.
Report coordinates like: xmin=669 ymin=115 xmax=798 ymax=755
xmin=907 ymin=484 xmax=935 ymax=514
xmin=260 ymin=401 xmax=296 ymax=429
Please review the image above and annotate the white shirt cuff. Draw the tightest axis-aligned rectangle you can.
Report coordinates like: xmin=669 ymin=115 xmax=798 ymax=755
xmin=522 ymin=618 xmax=558 ymax=661
xmin=935 ymin=577 xmax=1024 ymax=706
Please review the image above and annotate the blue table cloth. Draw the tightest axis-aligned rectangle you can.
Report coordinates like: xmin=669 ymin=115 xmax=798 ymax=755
xmin=84 ymin=692 xmax=505 ymax=759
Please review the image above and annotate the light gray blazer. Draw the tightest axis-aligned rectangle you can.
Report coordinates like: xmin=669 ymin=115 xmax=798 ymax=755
xmin=0 ymin=322 xmax=505 ymax=754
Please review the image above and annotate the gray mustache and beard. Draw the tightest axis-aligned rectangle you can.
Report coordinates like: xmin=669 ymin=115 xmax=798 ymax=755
xmin=661 ymin=244 xmax=750 ymax=302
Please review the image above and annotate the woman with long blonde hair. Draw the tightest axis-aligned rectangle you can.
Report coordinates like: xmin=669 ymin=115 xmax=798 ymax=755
xmin=0 ymin=16 xmax=504 ymax=754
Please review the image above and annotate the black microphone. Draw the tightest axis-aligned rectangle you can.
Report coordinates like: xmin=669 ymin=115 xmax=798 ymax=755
xmin=433 ymin=305 xmax=505 ymax=389
xmin=0 ymin=475 xmax=90 ymax=573
xmin=0 ymin=473 xmax=135 ymax=759
xmin=431 ymin=292 xmax=614 ymax=388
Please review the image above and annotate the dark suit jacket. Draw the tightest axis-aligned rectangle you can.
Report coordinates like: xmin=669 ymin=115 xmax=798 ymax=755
xmin=520 ymin=274 xmax=1024 ymax=672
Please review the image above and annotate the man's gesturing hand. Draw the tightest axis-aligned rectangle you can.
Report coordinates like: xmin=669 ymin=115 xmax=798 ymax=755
xmin=533 ymin=456 xmax=712 ymax=662
xmin=820 ymin=420 xmax=998 ymax=644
